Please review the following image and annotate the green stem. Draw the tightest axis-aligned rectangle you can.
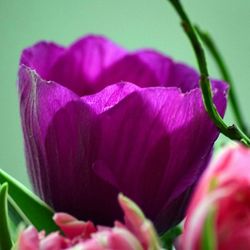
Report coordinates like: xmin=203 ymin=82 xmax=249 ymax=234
xmin=0 ymin=183 xmax=13 ymax=250
xmin=167 ymin=0 xmax=250 ymax=147
xmin=195 ymin=26 xmax=248 ymax=134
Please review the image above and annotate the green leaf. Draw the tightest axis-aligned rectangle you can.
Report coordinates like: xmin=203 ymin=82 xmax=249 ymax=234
xmin=160 ymin=225 xmax=182 ymax=250
xmin=8 ymin=195 xmax=30 ymax=227
xmin=201 ymin=207 xmax=217 ymax=250
xmin=7 ymin=195 xmax=30 ymax=241
xmin=0 ymin=183 xmax=13 ymax=250
xmin=0 ymin=169 xmax=58 ymax=233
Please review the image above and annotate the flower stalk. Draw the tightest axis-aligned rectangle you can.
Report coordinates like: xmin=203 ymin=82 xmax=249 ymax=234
xmin=167 ymin=0 xmax=250 ymax=147
xmin=0 ymin=183 xmax=12 ymax=250
xmin=195 ymin=26 xmax=248 ymax=134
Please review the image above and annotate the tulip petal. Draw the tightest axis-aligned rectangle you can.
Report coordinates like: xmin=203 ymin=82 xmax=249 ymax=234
xmin=40 ymin=232 xmax=69 ymax=250
xmin=167 ymin=62 xmax=199 ymax=91
xmin=18 ymin=65 xmax=117 ymax=224
xmin=21 ymin=38 xmax=201 ymax=97
xmin=108 ymin=228 xmax=144 ymax=250
xmin=99 ymin=50 xmax=201 ymax=93
xmin=44 ymin=83 xmax=143 ymax=225
xmin=20 ymin=41 xmax=64 ymax=80
xmin=93 ymin=80 xmax=227 ymax=232
xmin=18 ymin=65 xmax=81 ymax=198
xmin=19 ymin=65 xmax=144 ymax=225
xmin=53 ymin=213 xmax=96 ymax=239
xmin=18 ymin=226 xmax=40 ymax=250
xmin=99 ymin=50 xmax=173 ymax=88
xmin=82 ymin=82 xmax=140 ymax=114
xmin=47 ymin=35 xmax=126 ymax=95
xmin=118 ymin=194 xmax=161 ymax=249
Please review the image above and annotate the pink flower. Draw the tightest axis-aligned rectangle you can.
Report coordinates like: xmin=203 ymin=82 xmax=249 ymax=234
xmin=16 ymin=194 xmax=161 ymax=250
xmin=181 ymin=144 xmax=250 ymax=250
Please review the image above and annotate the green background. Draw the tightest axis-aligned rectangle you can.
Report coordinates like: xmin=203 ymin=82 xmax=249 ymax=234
xmin=0 ymin=0 xmax=250 ymax=188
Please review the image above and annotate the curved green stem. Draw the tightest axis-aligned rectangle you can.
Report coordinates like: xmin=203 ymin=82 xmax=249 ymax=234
xmin=0 ymin=183 xmax=13 ymax=250
xmin=195 ymin=26 xmax=248 ymax=134
xmin=167 ymin=0 xmax=250 ymax=147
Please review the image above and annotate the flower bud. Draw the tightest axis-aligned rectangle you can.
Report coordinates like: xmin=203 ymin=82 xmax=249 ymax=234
xmin=181 ymin=144 xmax=250 ymax=250
xmin=16 ymin=194 xmax=162 ymax=250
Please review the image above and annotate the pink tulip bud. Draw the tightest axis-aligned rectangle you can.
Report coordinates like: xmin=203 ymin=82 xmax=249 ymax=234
xmin=18 ymin=226 xmax=39 ymax=250
xmin=118 ymin=194 xmax=161 ymax=249
xmin=16 ymin=194 xmax=162 ymax=250
xmin=53 ymin=212 xmax=96 ymax=239
xmin=40 ymin=232 xmax=69 ymax=249
xmin=18 ymin=226 xmax=69 ymax=250
xmin=79 ymin=227 xmax=144 ymax=250
xmin=181 ymin=144 xmax=250 ymax=250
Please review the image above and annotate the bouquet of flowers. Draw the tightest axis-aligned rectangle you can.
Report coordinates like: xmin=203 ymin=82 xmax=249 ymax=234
xmin=1 ymin=1 xmax=250 ymax=249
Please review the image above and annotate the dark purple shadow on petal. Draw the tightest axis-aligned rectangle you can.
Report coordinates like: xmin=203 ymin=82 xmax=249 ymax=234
xmin=44 ymin=100 xmax=122 ymax=225
xmin=154 ymin=154 xmax=211 ymax=233
xmin=159 ymin=185 xmax=195 ymax=229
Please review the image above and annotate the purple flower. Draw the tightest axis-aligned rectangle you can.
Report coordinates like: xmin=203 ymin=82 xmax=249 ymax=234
xmin=18 ymin=35 xmax=227 ymax=233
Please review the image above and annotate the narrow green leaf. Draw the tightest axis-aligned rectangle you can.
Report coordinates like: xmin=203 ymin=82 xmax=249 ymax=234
xmin=0 ymin=183 xmax=13 ymax=250
xmin=201 ymin=207 xmax=217 ymax=250
xmin=7 ymin=195 xmax=31 ymax=241
xmin=160 ymin=225 xmax=182 ymax=250
xmin=8 ymin=195 xmax=30 ymax=227
xmin=0 ymin=169 xmax=58 ymax=233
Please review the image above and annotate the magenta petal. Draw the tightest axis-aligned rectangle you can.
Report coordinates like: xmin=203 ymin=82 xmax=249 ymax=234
xmin=82 ymin=82 xmax=140 ymax=114
xmin=18 ymin=65 xmax=140 ymax=225
xmin=19 ymin=66 xmax=119 ymax=223
xmin=20 ymin=41 xmax=65 ymax=80
xmin=98 ymin=50 xmax=202 ymax=93
xmin=47 ymin=35 xmax=126 ymax=95
xmin=43 ymin=83 xmax=141 ymax=224
xmin=99 ymin=50 xmax=174 ymax=88
xmin=167 ymin=62 xmax=199 ymax=91
xmin=93 ymin=81 xmax=227 ymax=232
xmin=18 ymin=65 xmax=80 ymax=196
